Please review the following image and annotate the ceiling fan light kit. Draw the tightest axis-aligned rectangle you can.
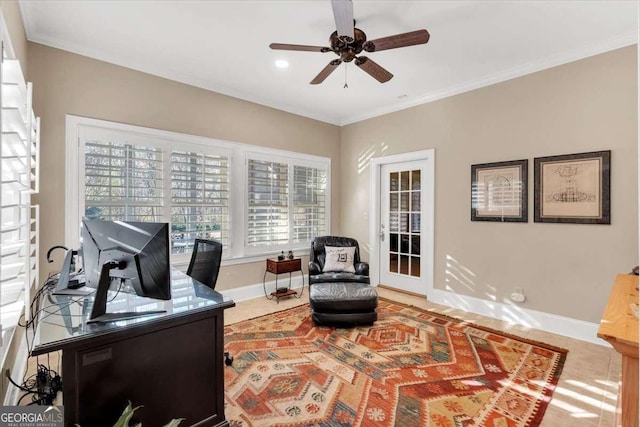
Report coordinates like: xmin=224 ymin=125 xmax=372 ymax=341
xmin=270 ymin=0 xmax=430 ymax=85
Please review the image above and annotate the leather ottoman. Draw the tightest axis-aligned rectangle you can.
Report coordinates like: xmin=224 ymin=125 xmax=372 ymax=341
xmin=309 ymin=282 xmax=378 ymax=325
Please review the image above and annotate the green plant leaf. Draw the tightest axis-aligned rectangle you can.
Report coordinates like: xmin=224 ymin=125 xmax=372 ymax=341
xmin=162 ymin=419 xmax=184 ymax=427
xmin=112 ymin=401 xmax=143 ymax=427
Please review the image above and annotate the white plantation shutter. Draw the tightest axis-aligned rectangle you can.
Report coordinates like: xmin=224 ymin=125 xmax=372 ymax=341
xmin=84 ymin=141 xmax=164 ymax=222
xmin=170 ymin=151 xmax=229 ymax=254
xmin=247 ymin=160 xmax=289 ymax=247
xmin=292 ymin=166 xmax=326 ymax=244
xmin=246 ymin=159 xmax=328 ymax=251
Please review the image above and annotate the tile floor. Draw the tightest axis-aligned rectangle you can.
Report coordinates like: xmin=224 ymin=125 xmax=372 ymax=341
xmin=23 ymin=287 xmax=622 ymax=426
xmin=226 ymin=287 xmax=622 ymax=427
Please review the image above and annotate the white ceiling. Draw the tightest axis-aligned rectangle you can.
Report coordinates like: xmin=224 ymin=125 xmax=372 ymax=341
xmin=19 ymin=1 xmax=638 ymax=126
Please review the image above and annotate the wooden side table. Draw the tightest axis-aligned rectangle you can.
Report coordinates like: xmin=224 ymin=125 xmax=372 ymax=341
xmin=263 ymin=257 xmax=304 ymax=303
xmin=598 ymin=274 xmax=639 ymax=427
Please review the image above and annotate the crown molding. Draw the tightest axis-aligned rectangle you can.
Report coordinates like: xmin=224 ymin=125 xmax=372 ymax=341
xmin=338 ymin=31 xmax=638 ymax=125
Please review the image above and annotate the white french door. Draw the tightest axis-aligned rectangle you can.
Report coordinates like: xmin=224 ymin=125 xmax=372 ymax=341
xmin=379 ymin=159 xmax=431 ymax=295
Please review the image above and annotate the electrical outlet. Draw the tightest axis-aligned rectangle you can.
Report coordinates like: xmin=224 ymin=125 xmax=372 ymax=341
xmin=510 ymin=288 xmax=526 ymax=303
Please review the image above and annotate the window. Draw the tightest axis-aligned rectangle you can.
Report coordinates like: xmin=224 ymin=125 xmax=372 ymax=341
xmin=170 ymin=151 xmax=229 ymax=254
xmin=245 ymin=157 xmax=328 ymax=253
xmin=66 ymin=116 xmax=330 ymax=263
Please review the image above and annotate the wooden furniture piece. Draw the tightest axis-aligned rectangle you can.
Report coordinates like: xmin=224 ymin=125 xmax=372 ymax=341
xmin=32 ymin=269 xmax=235 ymax=427
xmin=263 ymin=257 xmax=304 ymax=302
xmin=598 ymin=274 xmax=639 ymax=427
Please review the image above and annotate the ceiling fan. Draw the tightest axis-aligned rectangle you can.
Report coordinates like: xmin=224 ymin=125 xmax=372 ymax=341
xmin=269 ymin=0 xmax=430 ymax=85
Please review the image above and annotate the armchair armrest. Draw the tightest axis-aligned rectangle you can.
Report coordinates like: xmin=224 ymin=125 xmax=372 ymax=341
xmin=309 ymin=262 xmax=322 ymax=275
xmin=355 ymin=262 xmax=369 ymax=276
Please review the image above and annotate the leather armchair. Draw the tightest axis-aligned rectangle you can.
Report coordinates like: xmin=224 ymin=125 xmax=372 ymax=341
xmin=308 ymin=236 xmax=377 ymax=325
xmin=309 ymin=236 xmax=370 ymax=284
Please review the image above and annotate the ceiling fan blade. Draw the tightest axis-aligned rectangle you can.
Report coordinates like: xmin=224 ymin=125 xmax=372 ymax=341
xmin=331 ymin=0 xmax=354 ymax=40
xmin=310 ymin=59 xmax=342 ymax=85
xmin=355 ymin=56 xmax=393 ymax=83
xmin=269 ymin=43 xmax=330 ymax=52
xmin=363 ymin=29 xmax=430 ymax=52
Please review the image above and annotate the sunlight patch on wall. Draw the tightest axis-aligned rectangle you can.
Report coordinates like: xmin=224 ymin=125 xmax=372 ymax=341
xmin=358 ymin=145 xmax=376 ymax=175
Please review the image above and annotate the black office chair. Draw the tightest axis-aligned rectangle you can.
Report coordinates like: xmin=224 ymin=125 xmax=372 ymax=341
xmin=186 ymin=239 xmax=223 ymax=290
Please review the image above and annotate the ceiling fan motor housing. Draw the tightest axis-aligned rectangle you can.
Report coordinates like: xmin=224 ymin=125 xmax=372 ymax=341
xmin=330 ymin=28 xmax=367 ymax=62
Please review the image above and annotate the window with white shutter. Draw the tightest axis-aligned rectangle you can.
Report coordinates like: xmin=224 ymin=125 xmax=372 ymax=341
xmin=246 ymin=157 xmax=329 ymax=252
xmin=67 ymin=116 xmax=330 ymax=263
xmin=247 ymin=160 xmax=289 ymax=247
xmin=292 ymin=165 xmax=327 ymax=244
xmin=84 ymin=141 xmax=164 ymax=222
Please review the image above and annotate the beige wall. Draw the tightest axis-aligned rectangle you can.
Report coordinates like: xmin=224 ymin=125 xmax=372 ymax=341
xmin=340 ymin=46 xmax=638 ymax=323
xmin=27 ymin=42 xmax=341 ymax=291
xmin=1 ymin=0 xmax=27 ymax=69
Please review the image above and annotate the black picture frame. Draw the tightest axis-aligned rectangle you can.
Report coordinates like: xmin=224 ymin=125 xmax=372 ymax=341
xmin=534 ymin=150 xmax=610 ymax=224
xmin=471 ymin=159 xmax=528 ymax=222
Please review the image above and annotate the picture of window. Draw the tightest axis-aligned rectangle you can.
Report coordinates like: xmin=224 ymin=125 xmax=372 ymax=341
xmin=471 ymin=159 xmax=528 ymax=222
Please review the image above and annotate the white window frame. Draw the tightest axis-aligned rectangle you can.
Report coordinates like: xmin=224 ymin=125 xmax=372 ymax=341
xmin=65 ymin=115 xmax=331 ymax=265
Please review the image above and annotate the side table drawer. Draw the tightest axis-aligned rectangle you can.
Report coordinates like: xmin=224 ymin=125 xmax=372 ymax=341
xmin=267 ymin=258 xmax=302 ymax=274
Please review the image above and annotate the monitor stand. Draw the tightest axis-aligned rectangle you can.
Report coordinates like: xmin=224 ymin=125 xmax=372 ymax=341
xmin=52 ymin=250 xmax=94 ymax=297
xmin=87 ymin=261 xmax=166 ymax=324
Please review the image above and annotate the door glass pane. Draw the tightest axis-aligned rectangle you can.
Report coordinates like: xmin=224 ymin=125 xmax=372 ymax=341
xmin=390 ymin=253 xmax=398 ymax=273
xmin=411 ymin=213 xmax=421 ymax=232
xmin=390 ymin=233 xmax=398 ymax=252
xmin=389 ymin=213 xmax=398 ymax=232
xmin=400 ymin=171 xmax=409 ymax=191
xmin=411 ymin=235 xmax=420 ymax=255
xmin=400 ymin=234 xmax=409 ymax=254
xmin=411 ymin=191 xmax=420 ymax=211
xmin=390 ymin=193 xmax=398 ymax=210
xmin=400 ymin=255 xmax=409 ymax=274
xmin=411 ymin=170 xmax=421 ymax=189
xmin=400 ymin=193 xmax=409 ymax=211
xmin=410 ymin=256 xmax=420 ymax=277
xmin=400 ymin=213 xmax=409 ymax=232
xmin=390 ymin=172 xmax=399 ymax=191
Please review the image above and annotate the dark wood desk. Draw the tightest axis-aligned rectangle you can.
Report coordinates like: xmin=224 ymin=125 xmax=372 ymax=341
xmin=32 ymin=269 xmax=235 ymax=427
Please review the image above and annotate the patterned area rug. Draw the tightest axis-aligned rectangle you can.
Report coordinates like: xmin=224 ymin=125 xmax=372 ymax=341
xmin=224 ymin=298 xmax=567 ymax=427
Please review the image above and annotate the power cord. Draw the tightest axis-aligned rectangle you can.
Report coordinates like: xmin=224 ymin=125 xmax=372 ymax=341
xmin=7 ymin=364 xmax=62 ymax=406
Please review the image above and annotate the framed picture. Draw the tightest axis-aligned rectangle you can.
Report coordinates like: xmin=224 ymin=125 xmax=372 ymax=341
xmin=534 ymin=150 xmax=610 ymax=224
xmin=471 ymin=159 xmax=528 ymax=222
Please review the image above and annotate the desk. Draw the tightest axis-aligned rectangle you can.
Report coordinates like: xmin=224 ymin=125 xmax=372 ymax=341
xmin=32 ymin=269 xmax=235 ymax=427
xmin=597 ymin=274 xmax=639 ymax=427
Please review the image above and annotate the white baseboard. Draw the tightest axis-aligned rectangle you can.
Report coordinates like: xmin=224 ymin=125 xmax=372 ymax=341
xmin=430 ymin=289 xmax=608 ymax=347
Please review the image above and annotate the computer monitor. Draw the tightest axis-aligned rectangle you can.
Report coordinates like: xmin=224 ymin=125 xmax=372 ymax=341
xmin=52 ymin=248 xmax=91 ymax=296
xmin=81 ymin=219 xmax=171 ymax=323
